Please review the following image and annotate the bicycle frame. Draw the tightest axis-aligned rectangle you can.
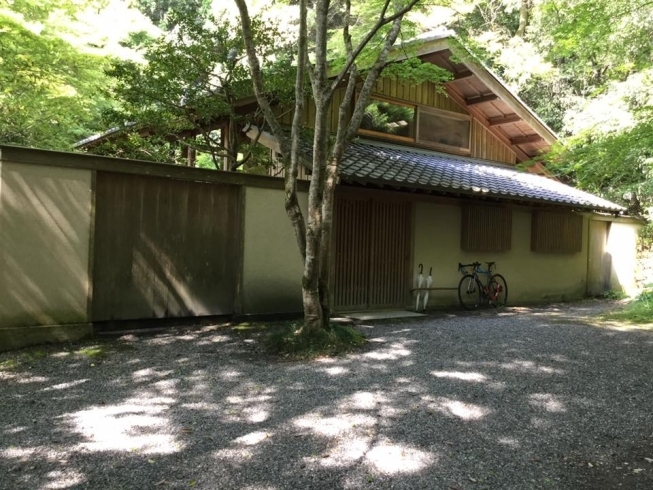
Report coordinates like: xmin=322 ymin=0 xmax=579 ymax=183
xmin=458 ymin=261 xmax=504 ymax=307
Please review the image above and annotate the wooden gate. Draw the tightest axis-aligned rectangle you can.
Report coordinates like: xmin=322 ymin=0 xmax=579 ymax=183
xmin=334 ymin=196 xmax=412 ymax=310
xmin=92 ymin=172 xmax=241 ymax=321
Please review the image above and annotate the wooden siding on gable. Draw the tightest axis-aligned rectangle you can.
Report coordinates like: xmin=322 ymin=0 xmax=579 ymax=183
xmin=276 ymin=75 xmax=518 ymax=170
xmin=470 ymin=120 xmax=516 ymax=164
xmin=531 ymin=211 xmax=583 ymax=253
xmin=461 ymin=204 xmax=512 ymax=252
xmin=373 ymin=77 xmax=465 ymax=113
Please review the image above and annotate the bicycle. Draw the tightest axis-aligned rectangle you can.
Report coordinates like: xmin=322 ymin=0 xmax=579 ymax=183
xmin=457 ymin=261 xmax=508 ymax=310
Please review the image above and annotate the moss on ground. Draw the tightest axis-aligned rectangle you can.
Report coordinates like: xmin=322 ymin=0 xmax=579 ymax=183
xmin=262 ymin=322 xmax=366 ymax=359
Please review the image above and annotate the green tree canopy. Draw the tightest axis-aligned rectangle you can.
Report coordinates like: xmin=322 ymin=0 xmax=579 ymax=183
xmin=98 ymin=9 xmax=296 ymax=170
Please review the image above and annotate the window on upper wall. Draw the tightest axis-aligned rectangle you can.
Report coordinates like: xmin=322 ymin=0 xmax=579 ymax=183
xmin=357 ymin=95 xmax=471 ymax=153
xmin=359 ymin=98 xmax=416 ymax=140
xmin=418 ymin=107 xmax=471 ymax=151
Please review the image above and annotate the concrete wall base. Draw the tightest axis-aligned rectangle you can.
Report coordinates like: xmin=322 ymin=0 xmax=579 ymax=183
xmin=0 ymin=324 xmax=93 ymax=352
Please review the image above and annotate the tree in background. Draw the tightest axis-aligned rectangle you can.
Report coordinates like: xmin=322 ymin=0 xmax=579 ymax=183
xmin=234 ymin=0 xmax=451 ymax=331
xmin=98 ymin=9 xmax=295 ymax=170
xmin=0 ymin=0 xmax=161 ymax=150
xmin=0 ymin=0 xmax=112 ymax=149
xmin=453 ymin=0 xmax=653 ymax=222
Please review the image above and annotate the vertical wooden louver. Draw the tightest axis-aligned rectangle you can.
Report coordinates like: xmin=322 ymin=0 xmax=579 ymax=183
xmin=531 ymin=211 xmax=583 ymax=253
xmin=334 ymin=197 xmax=412 ymax=310
xmin=460 ymin=204 xmax=512 ymax=252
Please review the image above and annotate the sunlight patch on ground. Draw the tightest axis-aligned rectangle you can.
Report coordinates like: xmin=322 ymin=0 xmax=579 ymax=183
xmin=0 ymin=372 xmax=49 ymax=383
xmin=431 ymin=371 xmax=488 ymax=382
xmin=219 ymin=369 xmax=243 ymax=380
xmin=339 ymin=391 xmax=388 ymax=410
xmin=213 ymin=447 xmax=256 ymax=461
xmin=497 ymin=437 xmax=521 ymax=448
xmin=294 ymin=413 xmax=377 ymax=437
xmin=362 ymin=341 xmax=412 ymax=360
xmin=319 ymin=366 xmax=350 ymax=376
xmin=152 ymin=379 xmax=178 ymax=396
xmin=500 ymin=360 xmax=565 ymax=375
xmin=63 ymin=396 xmax=181 ymax=455
xmin=41 ymin=379 xmax=89 ymax=392
xmin=427 ymin=398 xmax=490 ymax=420
xmin=365 ymin=442 xmax=435 ymax=474
xmin=586 ymin=318 xmax=653 ymax=331
xmin=233 ymin=431 xmax=272 ymax=446
xmin=223 ymin=393 xmax=273 ymax=423
xmin=1 ymin=446 xmax=40 ymax=459
xmin=131 ymin=368 xmax=174 ymax=381
xmin=529 ymin=393 xmax=566 ymax=413
xmin=41 ymin=469 xmax=85 ymax=489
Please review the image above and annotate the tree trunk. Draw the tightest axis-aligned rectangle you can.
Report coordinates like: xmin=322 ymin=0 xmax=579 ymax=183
xmin=516 ymin=0 xmax=530 ymax=37
xmin=235 ymin=0 xmax=421 ymax=333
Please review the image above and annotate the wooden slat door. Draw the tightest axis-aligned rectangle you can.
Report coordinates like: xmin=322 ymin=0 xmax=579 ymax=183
xmin=334 ymin=196 xmax=412 ymax=310
xmin=92 ymin=172 xmax=240 ymax=321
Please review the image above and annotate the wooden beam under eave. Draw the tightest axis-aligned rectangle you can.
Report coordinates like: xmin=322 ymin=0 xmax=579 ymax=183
xmin=510 ymin=134 xmax=544 ymax=145
xmin=488 ymin=114 xmax=522 ymax=126
xmin=444 ymin=85 xmax=532 ymax=162
xmin=449 ymin=70 xmax=474 ymax=81
xmin=465 ymin=94 xmax=499 ymax=106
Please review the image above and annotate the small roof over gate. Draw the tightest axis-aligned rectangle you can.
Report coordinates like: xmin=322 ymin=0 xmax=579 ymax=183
xmin=338 ymin=140 xmax=624 ymax=213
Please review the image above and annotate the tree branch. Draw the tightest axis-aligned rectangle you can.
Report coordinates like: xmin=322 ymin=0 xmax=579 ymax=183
xmin=328 ymin=0 xmax=421 ymax=96
xmin=233 ymin=0 xmax=290 ymax=156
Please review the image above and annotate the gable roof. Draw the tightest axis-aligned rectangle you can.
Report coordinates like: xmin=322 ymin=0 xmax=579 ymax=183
xmin=399 ymin=31 xmax=556 ymax=163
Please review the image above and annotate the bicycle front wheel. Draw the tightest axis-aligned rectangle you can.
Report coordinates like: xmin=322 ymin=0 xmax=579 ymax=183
xmin=488 ymin=274 xmax=508 ymax=307
xmin=458 ymin=274 xmax=481 ymax=310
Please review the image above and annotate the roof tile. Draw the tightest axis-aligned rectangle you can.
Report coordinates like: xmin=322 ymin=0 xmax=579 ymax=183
xmin=337 ymin=141 xmax=624 ymax=213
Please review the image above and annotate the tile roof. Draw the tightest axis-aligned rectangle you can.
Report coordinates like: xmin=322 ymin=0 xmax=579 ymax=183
xmin=337 ymin=141 xmax=624 ymax=213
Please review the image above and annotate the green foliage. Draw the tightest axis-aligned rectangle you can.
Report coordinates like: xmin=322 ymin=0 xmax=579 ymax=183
xmin=264 ymin=323 xmax=366 ymax=359
xmin=639 ymin=222 xmax=653 ymax=251
xmin=605 ymin=289 xmax=653 ymax=324
xmin=602 ymin=289 xmax=628 ymax=300
xmin=382 ymin=57 xmax=453 ymax=86
xmin=0 ymin=0 xmax=114 ymax=149
xmin=543 ymin=111 xmax=653 ymax=215
xmin=99 ymin=9 xmax=295 ymax=169
xmin=132 ymin=0 xmax=212 ymax=28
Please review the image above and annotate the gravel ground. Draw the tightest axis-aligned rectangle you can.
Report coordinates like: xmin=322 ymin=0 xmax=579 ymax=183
xmin=2 ymin=300 xmax=653 ymax=490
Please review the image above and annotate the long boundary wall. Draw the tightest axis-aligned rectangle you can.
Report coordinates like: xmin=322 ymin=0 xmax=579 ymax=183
xmin=0 ymin=145 xmax=642 ymax=350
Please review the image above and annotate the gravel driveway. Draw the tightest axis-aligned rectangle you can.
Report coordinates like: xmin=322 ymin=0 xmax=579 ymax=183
xmin=2 ymin=301 xmax=653 ymax=490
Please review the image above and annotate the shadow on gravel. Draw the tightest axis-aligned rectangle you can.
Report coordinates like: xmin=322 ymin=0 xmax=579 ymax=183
xmin=1 ymin=301 xmax=653 ymax=489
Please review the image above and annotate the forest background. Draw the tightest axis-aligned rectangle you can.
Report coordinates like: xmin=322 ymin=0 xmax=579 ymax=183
xmin=3 ymin=0 xmax=653 ymax=238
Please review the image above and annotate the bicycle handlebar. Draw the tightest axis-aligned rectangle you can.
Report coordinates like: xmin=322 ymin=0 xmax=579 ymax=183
xmin=458 ymin=262 xmax=481 ymax=269
xmin=458 ymin=261 xmax=497 ymax=273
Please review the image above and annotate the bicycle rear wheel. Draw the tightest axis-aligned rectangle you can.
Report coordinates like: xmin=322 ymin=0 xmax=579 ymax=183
xmin=488 ymin=274 xmax=508 ymax=307
xmin=458 ymin=274 xmax=481 ymax=310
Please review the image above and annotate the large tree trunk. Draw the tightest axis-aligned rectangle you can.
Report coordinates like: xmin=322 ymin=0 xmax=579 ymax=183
xmin=235 ymin=0 xmax=420 ymax=332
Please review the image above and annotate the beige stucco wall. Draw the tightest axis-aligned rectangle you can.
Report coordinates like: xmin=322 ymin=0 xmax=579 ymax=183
xmin=0 ymin=162 xmax=94 ymax=327
xmin=241 ymin=186 xmax=308 ymax=314
xmin=413 ymin=202 xmax=589 ymax=307
xmin=606 ymin=220 xmax=641 ymax=295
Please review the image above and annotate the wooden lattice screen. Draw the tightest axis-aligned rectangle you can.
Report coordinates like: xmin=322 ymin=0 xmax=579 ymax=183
xmin=334 ymin=197 xmax=412 ymax=310
xmin=531 ymin=211 xmax=583 ymax=253
xmin=460 ymin=204 xmax=512 ymax=252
